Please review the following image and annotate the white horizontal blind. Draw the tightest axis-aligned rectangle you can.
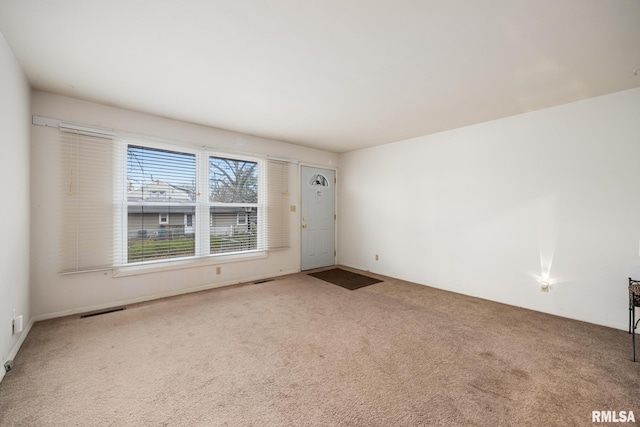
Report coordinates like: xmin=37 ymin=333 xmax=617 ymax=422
xmin=209 ymin=155 xmax=260 ymax=254
xmin=59 ymin=130 xmax=115 ymax=273
xmin=125 ymin=144 xmax=197 ymax=264
xmin=264 ymin=160 xmax=291 ymax=250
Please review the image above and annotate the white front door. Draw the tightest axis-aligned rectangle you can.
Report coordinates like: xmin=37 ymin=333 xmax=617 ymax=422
xmin=184 ymin=213 xmax=194 ymax=235
xmin=301 ymin=166 xmax=336 ymax=270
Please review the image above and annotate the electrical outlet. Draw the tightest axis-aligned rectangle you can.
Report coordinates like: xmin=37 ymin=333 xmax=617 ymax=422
xmin=375 ymin=254 xmax=379 ymax=261
xmin=216 ymin=266 xmax=221 ymax=275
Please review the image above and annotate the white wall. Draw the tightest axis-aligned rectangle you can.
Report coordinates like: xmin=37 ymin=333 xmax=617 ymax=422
xmin=339 ymin=87 xmax=640 ymax=330
xmin=31 ymin=91 xmax=338 ymax=319
xmin=0 ymin=33 xmax=31 ymax=380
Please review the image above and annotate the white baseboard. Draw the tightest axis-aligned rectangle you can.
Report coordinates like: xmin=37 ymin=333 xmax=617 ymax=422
xmin=0 ymin=318 xmax=34 ymax=384
xmin=338 ymin=262 xmax=629 ymax=332
xmin=33 ymin=269 xmax=300 ymax=322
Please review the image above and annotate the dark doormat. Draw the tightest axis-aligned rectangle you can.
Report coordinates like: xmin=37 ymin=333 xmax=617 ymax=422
xmin=308 ymin=268 xmax=383 ymax=290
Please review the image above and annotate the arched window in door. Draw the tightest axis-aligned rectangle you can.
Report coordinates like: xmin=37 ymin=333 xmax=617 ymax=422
xmin=309 ymin=174 xmax=329 ymax=187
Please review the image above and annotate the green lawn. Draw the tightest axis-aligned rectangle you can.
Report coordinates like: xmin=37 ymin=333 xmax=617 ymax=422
xmin=128 ymin=235 xmax=257 ymax=262
xmin=128 ymin=238 xmax=196 ymax=262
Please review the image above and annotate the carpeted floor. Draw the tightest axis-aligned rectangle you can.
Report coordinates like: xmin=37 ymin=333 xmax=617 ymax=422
xmin=1 ymin=268 xmax=638 ymax=426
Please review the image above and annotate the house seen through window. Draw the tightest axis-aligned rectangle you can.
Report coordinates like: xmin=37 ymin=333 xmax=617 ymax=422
xmin=126 ymin=145 xmax=261 ymax=264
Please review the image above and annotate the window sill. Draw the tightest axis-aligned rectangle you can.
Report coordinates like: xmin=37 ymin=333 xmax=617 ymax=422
xmin=112 ymin=251 xmax=268 ymax=278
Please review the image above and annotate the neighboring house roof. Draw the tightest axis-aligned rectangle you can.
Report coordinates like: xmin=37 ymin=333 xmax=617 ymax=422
xmin=127 ymin=206 xmax=196 ymax=214
xmin=128 ymin=180 xmax=194 ymax=202
xmin=128 ymin=181 xmax=256 ymax=217
xmin=127 ymin=207 xmax=254 ymax=216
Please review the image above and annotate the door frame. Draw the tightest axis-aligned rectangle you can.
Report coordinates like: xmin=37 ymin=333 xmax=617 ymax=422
xmin=299 ymin=163 xmax=338 ymax=271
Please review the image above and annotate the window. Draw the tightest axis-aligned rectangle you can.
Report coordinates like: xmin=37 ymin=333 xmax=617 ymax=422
xmin=59 ymin=130 xmax=115 ymax=273
xmin=57 ymin=123 xmax=291 ymax=273
xmin=126 ymin=145 xmax=197 ymax=263
xmin=209 ymin=156 xmax=258 ymax=254
xmin=310 ymin=174 xmax=329 ymax=187
xmin=125 ymin=146 xmax=265 ymax=262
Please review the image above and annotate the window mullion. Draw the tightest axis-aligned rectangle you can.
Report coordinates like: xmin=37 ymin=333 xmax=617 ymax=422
xmin=114 ymin=140 xmax=128 ymax=267
xmin=196 ymin=152 xmax=210 ymax=257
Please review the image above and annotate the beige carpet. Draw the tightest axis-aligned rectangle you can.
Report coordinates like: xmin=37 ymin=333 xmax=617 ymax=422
xmin=1 ymin=269 xmax=638 ymax=426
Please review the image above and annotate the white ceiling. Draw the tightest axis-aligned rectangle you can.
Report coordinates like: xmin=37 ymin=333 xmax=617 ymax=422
xmin=1 ymin=1 xmax=639 ymax=153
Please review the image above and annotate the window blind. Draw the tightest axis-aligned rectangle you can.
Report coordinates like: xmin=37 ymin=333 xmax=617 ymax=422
xmin=264 ymin=160 xmax=291 ymax=250
xmin=59 ymin=129 xmax=117 ymax=273
xmin=209 ymin=155 xmax=259 ymax=254
xmin=125 ymin=144 xmax=198 ymax=264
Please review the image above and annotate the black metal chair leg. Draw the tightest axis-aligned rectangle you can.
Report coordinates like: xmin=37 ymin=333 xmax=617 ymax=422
xmin=633 ymin=321 xmax=637 ymax=363
xmin=634 ymin=305 xmax=638 ymax=362
xmin=627 ymin=278 xmax=640 ymax=362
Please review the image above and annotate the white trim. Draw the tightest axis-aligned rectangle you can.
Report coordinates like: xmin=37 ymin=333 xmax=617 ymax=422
xmin=61 ymin=123 xmax=114 ymax=138
xmin=32 ymin=115 xmax=62 ymax=128
xmin=237 ymin=213 xmax=248 ymax=225
xmin=1 ymin=318 xmax=34 ymax=384
xmin=267 ymin=156 xmax=299 ymax=164
xmin=32 ymin=116 xmax=115 ymax=139
xmin=112 ymin=250 xmax=268 ymax=277
xmin=337 ymin=261 xmax=629 ymax=332
xmin=32 ymin=269 xmax=300 ymax=322
xmin=184 ymin=213 xmax=194 ymax=228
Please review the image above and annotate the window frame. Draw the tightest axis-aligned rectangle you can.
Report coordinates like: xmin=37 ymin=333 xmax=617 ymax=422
xmin=158 ymin=212 xmax=169 ymax=224
xmin=118 ymin=140 xmax=266 ymax=268
xmin=208 ymin=154 xmax=261 ymax=256
xmin=237 ymin=213 xmax=248 ymax=226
